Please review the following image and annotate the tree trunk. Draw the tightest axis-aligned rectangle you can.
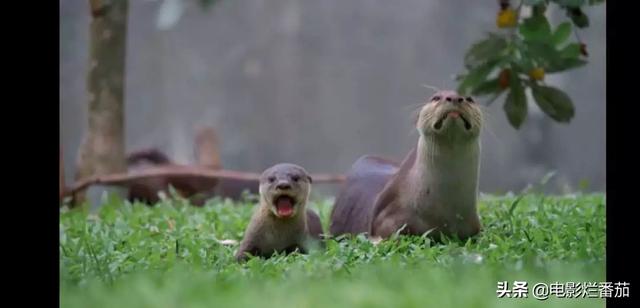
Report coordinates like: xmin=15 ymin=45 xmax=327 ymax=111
xmin=194 ymin=126 xmax=222 ymax=169
xmin=74 ymin=0 xmax=129 ymax=206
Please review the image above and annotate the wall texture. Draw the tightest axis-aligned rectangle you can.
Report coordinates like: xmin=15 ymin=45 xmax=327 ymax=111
xmin=60 ymin=0 xmax=606 ymax=196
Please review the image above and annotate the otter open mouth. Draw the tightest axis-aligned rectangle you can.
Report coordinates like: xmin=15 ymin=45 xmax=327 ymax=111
xmin=273 ymin=195 xmax=296 ymax=218
xmin=434 ymin=111 xmax=472 ymax=130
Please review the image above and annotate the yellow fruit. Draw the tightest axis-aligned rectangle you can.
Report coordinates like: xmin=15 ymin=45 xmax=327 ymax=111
xmin=497 ymin=9 xmax=518 ymax=28
xmin=529 ymin=68 xmax=545 ymax=81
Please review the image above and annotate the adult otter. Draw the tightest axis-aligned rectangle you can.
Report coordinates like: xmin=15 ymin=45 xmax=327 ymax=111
xmin=126 ymin=127 xmax=259 ymax=204
xmin=330 ymin=90 xmax=483 ymax=240
xmin=126 ymin=147 xmax=218 ymax=204
xmin=235 ymin=163 xmax=323 ymax=262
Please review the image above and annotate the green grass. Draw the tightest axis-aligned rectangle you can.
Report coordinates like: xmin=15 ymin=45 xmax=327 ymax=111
xmin=60 ymin=193 xmax=605 ymax=308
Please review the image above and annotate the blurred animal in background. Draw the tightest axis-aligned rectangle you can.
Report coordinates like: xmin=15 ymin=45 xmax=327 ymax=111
xmin=125 ymin=147 xmax=219 ymax=205
xmin=193 ymin=127 xmax=260 ymax=201
xmin=125 ymin=126 xmax=258 ymax=205
xmin=62 ymin=126 xmax=344 ymax=206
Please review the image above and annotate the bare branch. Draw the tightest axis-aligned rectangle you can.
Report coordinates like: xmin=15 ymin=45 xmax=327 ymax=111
xmin=64 ymin=165 xmax=345 ymax=197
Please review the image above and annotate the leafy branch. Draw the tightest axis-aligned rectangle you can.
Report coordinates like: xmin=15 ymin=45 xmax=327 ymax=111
xmin=456 ymin=0 xmax=604 ymax=129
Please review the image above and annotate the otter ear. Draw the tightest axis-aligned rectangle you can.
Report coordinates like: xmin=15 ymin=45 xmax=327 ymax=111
xmin=307 ymin=175 xmax=313 ymax=184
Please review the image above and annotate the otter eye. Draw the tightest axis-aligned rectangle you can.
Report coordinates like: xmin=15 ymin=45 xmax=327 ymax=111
xmin=268 ymin=176 xmax=276 ymax=183
xmin=466 ymin=97 xmax=475 ymax=103
xmin=431 ymin=96 xmax=441 ymax=102
xmin=291 ymin=175 xmax=300 ymax=182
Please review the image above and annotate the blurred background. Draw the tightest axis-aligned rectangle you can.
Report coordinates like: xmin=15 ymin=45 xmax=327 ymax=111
xmin=60 ymin=0 xmax=605 ymax=196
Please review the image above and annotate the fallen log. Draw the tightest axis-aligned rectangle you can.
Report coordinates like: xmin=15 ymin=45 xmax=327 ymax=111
xmin=63 ymin=165 xmax=345 ymax=202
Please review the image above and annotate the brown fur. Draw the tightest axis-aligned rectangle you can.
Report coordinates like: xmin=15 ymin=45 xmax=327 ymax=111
xmin=330 ymin=91 xmax=483 ymax=241
xmin=328 ymin=155 xmax=399 ymax=235
xmin=235 ymin=163 xmax=323 ymax=262
xmin=125 ymin=148 xmax=219 ymax=204
xmin=125 ymin=126 xmax=258 ymax=204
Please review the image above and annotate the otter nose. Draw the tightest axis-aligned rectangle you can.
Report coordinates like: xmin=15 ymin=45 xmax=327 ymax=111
xmin=276 ymin=182 xmax=292 ymax=190
xmin=445 ymin=95 xmax=465 ymax=104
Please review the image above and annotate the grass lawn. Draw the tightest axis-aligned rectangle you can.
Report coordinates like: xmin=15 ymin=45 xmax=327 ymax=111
xmin=60 ymin=192 xmax=605 ymax=308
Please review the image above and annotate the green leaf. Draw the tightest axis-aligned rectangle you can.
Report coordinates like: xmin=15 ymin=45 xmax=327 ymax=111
xmin=572 ymin=14 xmax=589 ymax=28
xmin=559 ymin=43 xmax=581 ymax=58
xmin=457 ymin=59 xmax=501 ymax=95
xmin=531 ymin=3 xmax=548 ymax=17
xmin=531 ymin=85 xmax=575 ymax=122
xmin=524 ymin=41 xmax=585 ymax=73
xmin=552 ymin=22 xmax=572 ymax=46
xmin=508 ymin=195 xmax=525 ymax=216
xmin=539 ymin=171 xmax=557 ymax=186
xmin=565 ymin=8 xmax=590 ymax=28
xmin=519 ymin=15 xmax=552 ymax=43
xmin=523 ymin=0 xmax=545 ymax=5
xmin=464 ymin=34 xmax=508 ymax=68
xmin=555 ymin=0 xmax=586 ymax=8
xmin=546 ymin=58 xmax=587 ymax=73
xmin=524 ymin=41 xmax=562 ymax=67
xmin=471 ymin=78 xmax=501 ymax=96
xmin=503 ymin=75 xmax=528 ymax=129
xmin=511 ymin=57 xmax=535 ymax=74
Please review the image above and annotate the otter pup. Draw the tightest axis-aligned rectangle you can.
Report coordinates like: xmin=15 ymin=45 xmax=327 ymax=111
xmin=330 ymin=91 xmax=483 ymax=240
xmin=235 ymin=163 xmax=323 ymax=262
